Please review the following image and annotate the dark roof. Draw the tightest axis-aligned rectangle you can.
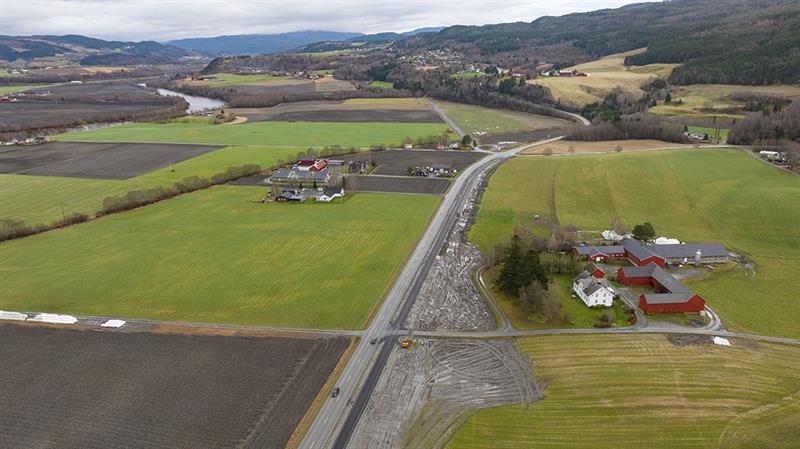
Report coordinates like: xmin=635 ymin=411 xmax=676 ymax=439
xmin=298 ymin=156 xmax=316 ymax=162
xmin=573 ymin=271 xmax=591 ymax=283
xmin=649 ymin=266 xmax=691 ymax=294
xmin=322 ymin=187 xmax=343 ymax=196
xmin=623 ymin=239 xmax=662 ymax=261
xmin=575 ymin=245 xmax=625 ymax=256
xmin=642 ymin=293 xmax=694 ymax=304
xmin=647 ymin=243 xmax=728 ymax=259
xmin=583 ymin=282 xmax=607 ymax=297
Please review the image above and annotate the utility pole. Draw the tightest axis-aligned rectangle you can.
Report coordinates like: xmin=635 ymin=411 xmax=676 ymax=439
xmin=60 ymin=203 xmax=66 ymax=221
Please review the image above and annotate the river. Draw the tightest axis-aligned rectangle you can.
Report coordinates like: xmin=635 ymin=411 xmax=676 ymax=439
xmin=155 ymin=88 xmax=225 ymax=114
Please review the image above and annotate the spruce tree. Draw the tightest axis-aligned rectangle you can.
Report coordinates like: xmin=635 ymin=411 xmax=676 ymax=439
xmin=496 ymin=234 xmax=523 ymax=296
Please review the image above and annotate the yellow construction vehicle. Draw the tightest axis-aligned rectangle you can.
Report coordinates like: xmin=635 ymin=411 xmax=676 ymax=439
xmin=400 ymin=336 xmax=412 ymax=349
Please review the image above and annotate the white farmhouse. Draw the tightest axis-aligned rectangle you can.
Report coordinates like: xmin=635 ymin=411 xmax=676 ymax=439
xmin=572 ymin=271 xmax=614 ymax=307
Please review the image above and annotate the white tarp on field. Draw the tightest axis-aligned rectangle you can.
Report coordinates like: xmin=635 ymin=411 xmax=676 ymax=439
xmin=28 ymin=313 xmax=78 ymax=324
xmin=101 ymin=319 xmax=126 ymax=328
xmin=655 ymin=236 xmax=681 ymax=245
xmin=602 ymin=230 xmax=632 ymax=242
xmin=713 ymin=337 xmax=731 ymax=346
xmin=0 ymin=311 xmax=28 ymax=321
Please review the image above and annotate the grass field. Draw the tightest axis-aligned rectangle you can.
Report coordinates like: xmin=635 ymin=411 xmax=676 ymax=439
xmin=530 ymin=49 xmax=678 ymax=108
xmin=196 ymin=72 xmax=292 ymax=87
xmin=469 ymin=149 xmax=800 ymax=338
xmin=0 ymin=187 xmax=439 ymax=329
xmin=367 ymin=81 xmax=394 ymax=89
xmin=688 ymin=125 xmax=730 ymax=141
xmin=434 ymin=101 xmax=570 ymax=136
xmin=0 ymin=145 xmax=303 ymax=225
xmin=0 ymin=84 xmax=49 ymax=95
xmin=54 ymin=121 xmax=450 ymax=148
xmin=448 ymin=334 xmax=800 ymax=449
xmin=650 ymin=84 xmax=800 ymax=120
xmin=486 ymin=269 xmax=630 ymax=329
xmin=0 ymin=174 xmax=137 ymax=225
xmin=519 ymin=139 xmax=690 ymax=155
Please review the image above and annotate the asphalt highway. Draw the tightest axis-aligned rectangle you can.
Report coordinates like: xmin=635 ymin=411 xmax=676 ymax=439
xmin=298 ymin=143 xmax=532 ymax=449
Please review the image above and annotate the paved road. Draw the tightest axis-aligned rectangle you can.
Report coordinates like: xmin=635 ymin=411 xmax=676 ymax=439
xmin=299 ymin=140 xmax=540 ymax=449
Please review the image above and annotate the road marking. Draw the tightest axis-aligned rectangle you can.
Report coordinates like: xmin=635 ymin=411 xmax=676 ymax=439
xmin=324 ymin=416 xmax=329 ymax=424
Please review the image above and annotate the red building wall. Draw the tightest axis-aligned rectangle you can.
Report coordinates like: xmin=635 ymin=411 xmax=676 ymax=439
xmin=638 ymin=295 xmax=705 ymax=314
xmin=617 ymin=268 xmax=650 ymax=286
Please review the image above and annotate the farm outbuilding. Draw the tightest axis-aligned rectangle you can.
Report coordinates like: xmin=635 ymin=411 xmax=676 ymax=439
xmin=618 ymin=264 xmax=706 ymax=314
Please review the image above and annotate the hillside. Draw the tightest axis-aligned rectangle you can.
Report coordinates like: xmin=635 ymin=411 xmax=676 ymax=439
xmin=167 ymin=31 xmax=362 ymax=56
xmin=401 ymin=0 xmax=800 ymax=85
xmin=0 ymin=34 xmax=196 ymax=65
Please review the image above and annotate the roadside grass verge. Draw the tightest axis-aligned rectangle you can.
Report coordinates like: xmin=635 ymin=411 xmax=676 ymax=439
xmin=448 ymin=334 xmax=800 ymax=449
xmin=0 ymin=187 xmax=439 ymax=329
xmin=53 ymin=121 xmax=451 ymax=148
xmin=469 ymin=148 xmax=800 ymax=338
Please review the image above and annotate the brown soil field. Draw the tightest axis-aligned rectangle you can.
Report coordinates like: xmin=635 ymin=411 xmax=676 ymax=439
xmin=345 ymin=175 xmax=451 ymax=194
xmin=339 ymin=150 xmax=486 ymax=176
xmin=520 ymin=139 xmax=694 ymax=155
xmin=0 ymin=100 xmax=176 ymax=133
xmin=231 ymin=99 xmax=442 ymax=123
xmin=24 ymin=82 xmax=158 ymax=101
xmin=0 ymin=323 xmax=348 ymax=449
xmin=0 ymin=141 xmax=222 ymax=179
xmin=479 ymin=127 xmax=578 ymax=145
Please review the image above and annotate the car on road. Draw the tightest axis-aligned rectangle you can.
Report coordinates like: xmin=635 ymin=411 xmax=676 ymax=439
xmin=331 ymin=387 xmax=340 ymax=398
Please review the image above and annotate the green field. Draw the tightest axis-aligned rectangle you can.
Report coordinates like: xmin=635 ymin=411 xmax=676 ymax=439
xmin=54 ymin=121 xmax=450 ymax=148
xmin=367 ymin=81 xmax=394 ymax=89
xmin=201 ymin=72 xmax=291 ymax=87
xmin=470 ymin=149 xmax=800 ymax=338
xmin=0 ymin=145 xmax=303 ymax=226
xmin=434 ymin=101 xmax=570 ymax=136
xmin=0 ymin=187 xmax=439 ymax=329
xmin=0 ymin=174 xmax=138 ymax=225
xmin=650 ymin=84 xmax=800 ymax=120
xmin=448 ymin=334 xmax=800 ymax=449
xmin=0 ymin=84 xmax=48 ymax=95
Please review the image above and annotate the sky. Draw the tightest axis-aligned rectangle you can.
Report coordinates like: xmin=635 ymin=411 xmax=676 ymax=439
xmin=1 ymin=0 xmax=640 ymax=42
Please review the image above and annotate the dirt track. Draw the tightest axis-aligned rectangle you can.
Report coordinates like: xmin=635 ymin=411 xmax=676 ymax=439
xmin=0 ymin=141 xmax=222 ymax=179
xmin=0 ymin=324 xmax=348 ymax=449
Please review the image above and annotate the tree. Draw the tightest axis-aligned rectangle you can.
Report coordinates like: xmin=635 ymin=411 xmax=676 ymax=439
xmin=461 ymin=134 xmax=473 ymax=147
xmin=665 ymin=92 xmax=672 ymax=103
xmin=632 ymin=222 xmax=656 ymax=242
xmin=542 ymin=147 xmax=554 ymax=156
xmin=495 ymin=234 xmax=524 ymax=296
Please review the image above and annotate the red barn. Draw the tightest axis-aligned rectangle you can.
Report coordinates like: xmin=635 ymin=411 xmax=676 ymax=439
xmin=623 ymin=239 xmax=666 ymax=267
xmin=589 ymin=263 xmax=605 ymax=279
xmin=639 ymin=293 xmax=705 ymax=314
xmin=618 ymin=264 xmax=705 ymax=314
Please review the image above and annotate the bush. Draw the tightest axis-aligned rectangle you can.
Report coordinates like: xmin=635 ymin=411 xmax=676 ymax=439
xmin=53 ymin=213 xmax=89 ymax=228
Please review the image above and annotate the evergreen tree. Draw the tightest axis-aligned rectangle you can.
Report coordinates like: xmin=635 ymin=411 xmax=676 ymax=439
xmin=495 ymin=234 xmax=524 ymax=296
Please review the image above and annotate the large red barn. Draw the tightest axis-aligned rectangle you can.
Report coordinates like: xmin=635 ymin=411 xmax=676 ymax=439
xmin=618 ymin=264 xmax=706 ymax=314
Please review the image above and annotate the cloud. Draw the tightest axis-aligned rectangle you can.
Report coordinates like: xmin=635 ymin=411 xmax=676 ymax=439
xmin=2 ymin=0 xmax=637 ymax=42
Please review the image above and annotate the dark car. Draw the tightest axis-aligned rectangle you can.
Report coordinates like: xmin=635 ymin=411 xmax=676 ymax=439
xmin=331 ymin=387 xmax=340 ymax=398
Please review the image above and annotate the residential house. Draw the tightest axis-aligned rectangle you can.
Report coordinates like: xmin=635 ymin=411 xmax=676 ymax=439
xmin=572 ymin=271 xmax=614 ymax=307
xmin=317 ymin=187 xmax=344 ymax=203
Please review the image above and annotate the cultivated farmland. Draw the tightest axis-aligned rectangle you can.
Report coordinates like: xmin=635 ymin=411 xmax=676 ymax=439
xmin=0 ymin=141 xmax=222 ymax=179
xmin=339 ymin=149 xmax=486 ymax=176
xmin=434 ymin=100 xmax=572 ymax=138
xmin=448 ymin=334 xmax=800 ymax=449
xmin=231 ymin=98 xmax=443 ymax=123
xmin=0 ymin=323 xmax=348 ymax=449
xmin=469 ymin=149 xmax=800 ymax=338
xmin=531 ymin=49 xmax=677 ymax=108
xmin=0 ymin=187 xmax=439 ymax=329
xmin=54 ymin=120 xmax=451 ymax=148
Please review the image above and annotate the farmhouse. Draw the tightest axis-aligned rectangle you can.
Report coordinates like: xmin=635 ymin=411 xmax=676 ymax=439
xmin=576 ymin=239 xmax=727 ymax=266
xmin=317 ymin=187 xmax=344 ymax=203
xmin=269 ymin=167 xmax=331 ymax=185
xmin=295 ymin=156 xmax=328 ymax=172
xmin=617 ymin=264 xmax=706 ymax=314
xmin=572 ymin=271 xmax=614 ymax=307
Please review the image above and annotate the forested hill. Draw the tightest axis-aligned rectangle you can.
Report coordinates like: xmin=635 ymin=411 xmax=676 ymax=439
xmin=401 ymin=0 xmax=800 ymax=85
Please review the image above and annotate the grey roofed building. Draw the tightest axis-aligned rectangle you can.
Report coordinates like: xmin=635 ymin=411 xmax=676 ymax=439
xmin=618 ymin=264 xmax=690 ymax=294
xmin=623 ymin=238 xmax=662 ymax=261
xmin=269 ymin=167 xmax=331 ymax=183
xmin=573 ymin=270 xmax=592 ymax=282
xmin=575 ymin=245 xmax=625 ymax=256
xmin=646 ymin=242 xmax=728 ymax=261
xmin=641 ymin=292 xmax=694 ymax=304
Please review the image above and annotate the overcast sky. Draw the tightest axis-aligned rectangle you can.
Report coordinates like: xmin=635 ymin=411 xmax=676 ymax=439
xmin=2 ymin=0 xmax=640 ymax=42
